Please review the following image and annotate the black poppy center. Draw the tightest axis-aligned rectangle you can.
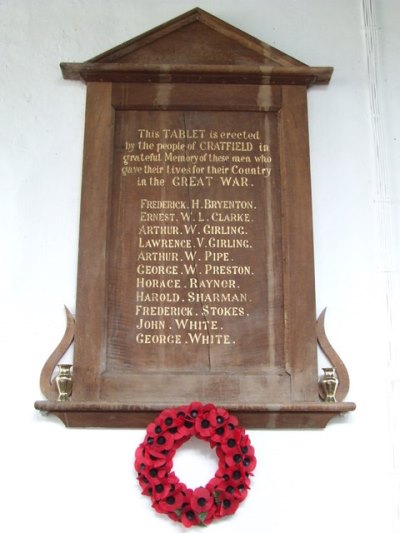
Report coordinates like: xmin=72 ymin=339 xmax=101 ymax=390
xmin=201 ymin=419 xmax=210 ymax=428
xmin=165 ymin=417 xmax=173 ymax=426
xmin=233 ymin=470 xmax=241 ymax=480
xmin=216 ymin=415 xmax=224 ymax=424
xmin=166 ymin=496 xmax=175 ymax=505
xmin=223 ymin=499 xmax=231 ymax=509
xmin=190 ymin=409 xmax=198 ymax=418
xmin=155 ymin=484 xmax=164 ymax=493
xmin=233 ymin=454 xmax=242 ymax=463
xmin=186 ymin=510 xmax=195 ymax=520
xmin=155 ymin=425 xmax=162 ymax=434
xmin=157 ymin=436 xmax=166 ymax=445
xmin=149 ymin=468 xmax=158 ymax=477
xmin=197 ymin=497 xmax=207 ymax=507
xmin=216 ymin=427 xmax=224 ymax=435
xmin=227 ymin=438 xmax=236 ymax=448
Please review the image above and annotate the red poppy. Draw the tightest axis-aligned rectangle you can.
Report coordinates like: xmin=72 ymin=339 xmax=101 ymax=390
xmin=140 ymin=445 xmax=171 ymax=468
xmin=220 ymin=427 xmax=245 ymax=455
xmin=190 ymin=487 xmax=214 ymax=513
xmin=149 ymin=430 xmax=175 ymax=452
xmin=209 ymin=407 xmax=238 ymax=429
xmin=224 ymin=448 xmax=246 ymax=468
xmin=226 ymin=464 xmax=252 ymax=489
xmin=145 ymin=421 xmax=164 ymax=439
xmin=154 ymin=486 xmax=185 ymax=513
xmin=139 ymin=464 xmax=170 ymax=487
xmin=139 ymin=480 xmax=153 ymax=497
xmin=176 ymin=419 xmax=196 ymax=437
xmin=194 ymin=413 xmax=215 ymax=437
xmin=242 ymin=449 xmax=257 ymax=473
xmin=185 ymin=401 xmax=206 ymax=421
xmin=180 ymin=508 xmax=201 ymax=527
xmin=215 ymin=491 xmax=240 ymax=517
xmin=205 ymin=476 xmax=220 ymax=493
xmin=151 ymin=479 xmax=172 ymax=501
xmin=218 ymin=479 xmax=248 ymax=502
xmin=209 ymin=413 xmax=239 ymax=444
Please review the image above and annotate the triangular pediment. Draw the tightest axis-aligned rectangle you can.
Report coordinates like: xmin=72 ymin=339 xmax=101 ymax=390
xmin=61 ymin=8 xmax=332 ymax=85
xmin=87 ymin=8 xmax=306 ymax=68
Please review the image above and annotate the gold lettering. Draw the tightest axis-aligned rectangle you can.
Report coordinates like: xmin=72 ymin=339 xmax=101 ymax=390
xmin=123 ymin=125 xmax=271 ymax=348
xmin=203 ymin=199 xmax=255 ymax=210
xmin=204 ymin=251 xmax=230 ymax=261
xmin=174 ymin=319 xmax=218 ymax=330
xmin=218 ymin=130 xmax=260 ymax=141
xmin=206 ymin=238 xmax=251 ymax=248
xmin=202 ymin=306 xmax=246 ymax=317
xmin=138 ymin=225 xmax=179 ymax=235
xmin=135 ymin=305 xmax=194 ymax=317
xmin=203 ymin=225 xmax=246 ymax=235
xmin=136 ymin=292 xmax=180 ymax=303
xmin=136 ymin=319 xmax=165 ymax=330
xmin=162 ymin=128 xmax=206 ymax=140
xmin=136 ymin=278 xmax=181 ymax=288
xmin=219 ymin=176 xmax=249 ymax=187
xmin=139 ymin=212 xmax=176 ymax=222
xmin=187 ymin=333 xmax=233 ymax=344
xmin=210 ymin=212 xmax=250 ymax=222
xmin=187 ymin=292 xmax=247 ymax=303
xmin=199 ymin=141 xmax=253 ymax=151
xmin=204 ymin=265 xmax=251 ymax=275
xmin=172 ymin=176 xmax=213 ymax=187
xmin=138 ymin=237 xmax=192 ymax=248
xmin=137 ymin=264 xmax=179 ymax=275
xmin=137 ymin=252 xmax=178 ymax=261
xmin=136 ymin=333 xmax=181 ymax=344
xmin=231 ymin=164 xmax=266 ymax=175
xmin=188 ymin=278 xmax=237 ymax=289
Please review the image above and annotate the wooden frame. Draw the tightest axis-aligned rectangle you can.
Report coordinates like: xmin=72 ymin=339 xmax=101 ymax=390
xmin=35 ymin=8 xmax=355 ymax=428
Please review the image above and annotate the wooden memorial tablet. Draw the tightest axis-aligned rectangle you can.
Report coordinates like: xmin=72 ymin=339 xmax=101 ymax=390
xmin=35 ymin=8 xmax=355 ymax=428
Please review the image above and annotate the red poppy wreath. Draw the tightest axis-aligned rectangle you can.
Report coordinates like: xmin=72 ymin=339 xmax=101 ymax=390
xmin=134 ymin=402 xmax=256 ymax=527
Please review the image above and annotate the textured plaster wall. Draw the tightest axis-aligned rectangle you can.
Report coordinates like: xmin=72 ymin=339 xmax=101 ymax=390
xmin=1 ymin=1 xmax=399 ymax=532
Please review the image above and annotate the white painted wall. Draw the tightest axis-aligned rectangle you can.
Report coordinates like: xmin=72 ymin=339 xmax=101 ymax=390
xmin=1 ymin=0 xmax=399 ymax=531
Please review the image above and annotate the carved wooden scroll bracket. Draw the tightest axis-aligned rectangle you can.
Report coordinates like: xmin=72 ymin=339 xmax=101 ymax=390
xmin=39 ymin=306 xmax=75 ymax=401
xmin=316 ymin=308 xmax=350 ymax=402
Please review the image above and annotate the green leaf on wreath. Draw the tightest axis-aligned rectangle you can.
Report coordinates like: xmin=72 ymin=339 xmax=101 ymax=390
xmin=174 ymin=509 xmax=182 ymax=517
xmin=213 ymin=491 xmax=221 ymax=504
xmin=199 ymin=512 xmax=208 ymax=523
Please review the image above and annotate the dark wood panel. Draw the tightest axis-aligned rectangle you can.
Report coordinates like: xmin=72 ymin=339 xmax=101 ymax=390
xmin=72 ymin=83 xmax=114 ymax=400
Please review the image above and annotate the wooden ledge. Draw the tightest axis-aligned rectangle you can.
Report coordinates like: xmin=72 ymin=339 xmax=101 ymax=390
xmin=60 ymin=63 xmax=333 ymax=86
xmin=34 ymin=400 xmax=355 ymax=429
